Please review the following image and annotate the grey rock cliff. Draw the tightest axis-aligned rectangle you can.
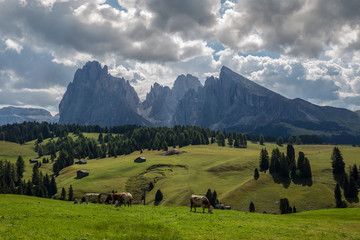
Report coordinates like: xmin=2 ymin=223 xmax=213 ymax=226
xmin=59 ymin=61 xmax=150 ymax=127
xmin=172 ymin=66 xmax=360 ymax=136
xmin=141 ymin=74 xmax=202 ymax=125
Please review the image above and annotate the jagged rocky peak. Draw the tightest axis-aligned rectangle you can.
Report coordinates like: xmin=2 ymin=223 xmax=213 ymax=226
xmin=59 ymin=61 xmax=149 ymax=127
xmin=172 ymin=74 xmax=202 ymax=100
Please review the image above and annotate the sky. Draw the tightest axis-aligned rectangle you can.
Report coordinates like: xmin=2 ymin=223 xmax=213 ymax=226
xmin=0 ymin=0 xmax=360 ymax=115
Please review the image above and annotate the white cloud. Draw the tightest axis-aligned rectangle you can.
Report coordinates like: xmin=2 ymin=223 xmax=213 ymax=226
xmin=5 ymin=39 xmax=23 ymax=54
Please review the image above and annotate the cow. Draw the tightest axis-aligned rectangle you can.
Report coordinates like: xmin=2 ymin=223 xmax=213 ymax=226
xmin=190 ymin=194 xmax=213 ymax=214
xmin=79 ymin=193 xmax=102 ymax=204
xmin=104 ymin=193 xmax=124 ymax=204
xmin=115 ymin=192 xmax=133 ymax=207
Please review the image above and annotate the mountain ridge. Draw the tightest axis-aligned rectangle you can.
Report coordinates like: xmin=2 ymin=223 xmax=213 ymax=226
xmin=58 ymin=61 xmax=360 ymax=140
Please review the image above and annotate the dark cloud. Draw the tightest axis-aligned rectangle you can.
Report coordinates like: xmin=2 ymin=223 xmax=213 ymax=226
xmin=146 ymin=0 xmax=218 ymax=38
xmin=219 ymin=0 xmax=360 ymax=58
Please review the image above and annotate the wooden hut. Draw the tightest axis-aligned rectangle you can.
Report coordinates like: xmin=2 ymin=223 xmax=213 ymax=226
xmin=134 ymin=157 xmax=146 ymax=163
xmin=77 ymin=170 xmax=89 ymax=179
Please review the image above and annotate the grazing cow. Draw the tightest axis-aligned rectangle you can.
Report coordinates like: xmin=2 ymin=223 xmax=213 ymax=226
xmin=190 ymin=194 xmax=213 ymax=214
xmin=79 ymin=193 xmax=101 ymax=204
xmin=104 ymin=193 xmax=124 ymax=204
xmin=115 ymin=192 xmax=133 ymax=207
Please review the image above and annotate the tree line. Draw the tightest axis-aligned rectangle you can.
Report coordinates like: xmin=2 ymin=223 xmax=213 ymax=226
xmin=331 ymin=147 xmax=359 ymax=207
xmin=257 ymin=144 xmax=312 ymax=185
xmin=0 ymin=156 xmax=58 ymax=199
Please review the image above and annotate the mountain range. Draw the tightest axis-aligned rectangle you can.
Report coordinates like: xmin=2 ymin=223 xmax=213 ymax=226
xmin=58 ymin=61 xmax=360 ymax=141
xmin=0 ymin=106 xmax=57 ymax=126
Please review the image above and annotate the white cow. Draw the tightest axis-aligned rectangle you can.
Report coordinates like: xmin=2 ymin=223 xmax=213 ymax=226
xmin=79 ymin=193 xmax=101 ymax=204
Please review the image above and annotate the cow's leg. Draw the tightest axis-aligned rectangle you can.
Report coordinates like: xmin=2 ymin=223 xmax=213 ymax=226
xmin=203 ymin=207 xmax=205 ymax=213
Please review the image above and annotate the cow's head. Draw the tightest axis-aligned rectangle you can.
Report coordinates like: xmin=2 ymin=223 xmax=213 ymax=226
xmin=208 ymin=206 xmax=214 ymax=214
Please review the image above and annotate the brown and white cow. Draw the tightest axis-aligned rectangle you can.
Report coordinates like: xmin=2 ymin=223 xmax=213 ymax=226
xmin=79 ymin=193 xmax=101 ymax=204
xmin=104 ymin=193 xmax=124 ymax=204
xmin=115 ymin=192 xmax=133 ymax=207
xmin=190 ymin=194 xmax=213 ymax=214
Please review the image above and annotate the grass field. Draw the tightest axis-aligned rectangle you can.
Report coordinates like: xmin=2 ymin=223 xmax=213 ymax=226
xmin=1 ymin=139 xmax=360 ymax=213
xmin=0 ymin=194 xmax=359 ymax=240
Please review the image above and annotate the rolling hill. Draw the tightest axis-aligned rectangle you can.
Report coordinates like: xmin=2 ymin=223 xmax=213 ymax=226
xmin=5 ymin=136 xmax=360 ymax=214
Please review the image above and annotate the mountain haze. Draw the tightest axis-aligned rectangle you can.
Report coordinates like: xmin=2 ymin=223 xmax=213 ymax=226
xmin=58 ymin=61 xmax=360 ymax=140
xmin=0 ymin=107 xmax=55 ymax=126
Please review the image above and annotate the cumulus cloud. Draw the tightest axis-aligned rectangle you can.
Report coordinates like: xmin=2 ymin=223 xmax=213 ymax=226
xmin=0 ymin=0 xmax=359 ymax=113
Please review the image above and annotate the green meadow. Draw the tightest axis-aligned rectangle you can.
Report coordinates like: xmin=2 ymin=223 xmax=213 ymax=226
xmin=0 ymin=194 xmax=360 ymax=240
xmin=1 ymin=138 xmax=360 ymax=214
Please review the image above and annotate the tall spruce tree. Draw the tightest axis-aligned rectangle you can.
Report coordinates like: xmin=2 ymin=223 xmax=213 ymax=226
xmin=286 ymin=145 xmax=295 ymax=167
xmin=16 ymin=155 xmax=25 ymax=184
xmin=334 ymin=184 xmax=345 ymax=208
xmin=270 ymin=148 xmax=281 ymax=174
xmin=155 ymin=189 xmax=163 ymax=205
xmin=249 ymin=202 xmax=255 ymax=212
xmin=254 ymin=168 xmax=260 ymax=180
xmin=61 ymin=187 xmax=66 ymax=200
xmin=348 ymin=177 xmax=358 ymax=199
xmin=32 ymin=164 xmax=40 ymax=186
xmin=216 ymin=133 xmax=225 ymax=147
xmin=68 ymin=185 xmax=73 ymax=201
xmin=259 ymin=135 xmax=265 ymax=145
xmin=331 ymin=147 xmax=345 ymax=175
xmin=279 ymin=153 xmax=290 ymax=178
xmin=259 ymin=148 xmax=269 ymax=172
xmin=280 ymin=198 xmax=291 ymax=214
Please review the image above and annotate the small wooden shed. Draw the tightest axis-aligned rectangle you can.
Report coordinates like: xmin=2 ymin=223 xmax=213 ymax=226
xmin=134 ymin=157 xmax=146 ymax=163
xmin=77 ymin=170 xmax=89 ymax=179
xmin=29 ymin=159 xmax=39 ymax=164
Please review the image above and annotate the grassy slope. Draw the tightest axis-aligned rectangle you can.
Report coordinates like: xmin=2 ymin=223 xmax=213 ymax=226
xmin=53 ymin=141 xmax=360 ymax=213
xmin=0 ymin=194 xmax=360 ymax=240
xmin=1 ymin=139 xmax=360 ymax=213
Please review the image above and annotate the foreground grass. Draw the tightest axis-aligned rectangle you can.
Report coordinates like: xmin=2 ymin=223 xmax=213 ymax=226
xmin=0 ymin=195 xmax=359 ymax=240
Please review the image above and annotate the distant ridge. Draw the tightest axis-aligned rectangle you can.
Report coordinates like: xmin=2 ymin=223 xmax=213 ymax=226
xmin=0 ymin=106 xmax=55 ymax=126
xmin=58 ymin=61 xmax=360 ymax=142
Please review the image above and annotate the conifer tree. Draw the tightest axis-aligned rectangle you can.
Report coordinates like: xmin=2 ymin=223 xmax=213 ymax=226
xmin=343 ymin=175 xmax=350 ymax=198
xmin=348 ymin=177 xmax=358 ymax=199
xmin=49 ymin=175 xmax=57 ymax=197
xmin=277 ymin=137 xmax=284 ymax=146
xmin=61 ymin=187 xmax=66 ymax=200
xmin=249 ymin=202 xmax=255 ymax=212
xmin=331 ymin=147 xmax=345 ymax=175
xmin=155 ymin=189 xmax=163 ymax=205
xmin=297 ymin=152 xmax=305 ymax=175
xmin=216 ymin=133 xmax=225 ymax=147
xmin=254 ymin=168 xmax=260 ymax=180
xmin=270 ymin=148 xmax=281 ymax=174
xmin=16 ymin=155 xmax=25 ymax=184
xmin=288 ymin=136 xmax=294 ymax=145
xmin=286 ymin=145 xmax=295 ymax=167
xmin=259 ymin=135 xmax=265 ymax=145
xmin=334 ymin=184 xmax=345 ymax=208
xmin=259 ymin=148 xmax=269 ymax=172
xmin=68 ymin=185 xmax=73 ymax=201
xmin=227 ymin=134 xmax=233 ymax=147
xmin=279 ymin=153 xmax=290 ymax=178
xmin=280 ymin=198 xmax=291 ymax=214
xmin=32 ymin=163 xmax=40 ymax=186
xmin=293 ymin=206 xmax=296 ymax=213
xmin=206 ymin=189 xmax=212 ymax=202
xmin=351 ymin=164 xmax=358 ymax=182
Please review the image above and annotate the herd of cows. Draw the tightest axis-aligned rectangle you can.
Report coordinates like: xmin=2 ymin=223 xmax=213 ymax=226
xmin=78 ymin=193 xmax=214 ymax=214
